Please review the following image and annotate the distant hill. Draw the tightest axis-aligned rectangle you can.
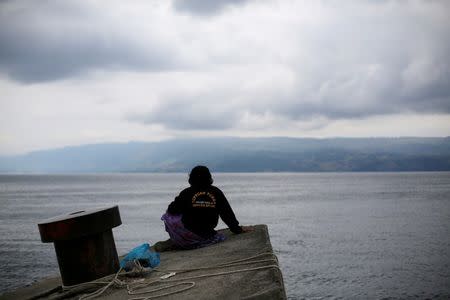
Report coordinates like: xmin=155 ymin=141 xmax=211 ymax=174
xmin=1 ymin=137 xmax=450 ymax=173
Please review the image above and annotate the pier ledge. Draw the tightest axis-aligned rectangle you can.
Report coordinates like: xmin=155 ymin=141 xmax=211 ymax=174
xmin=0 ymin=224 xmax=286 ymax=300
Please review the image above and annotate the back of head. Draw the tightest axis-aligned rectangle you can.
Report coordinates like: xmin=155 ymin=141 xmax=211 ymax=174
xmin=188 ymin=165 xmax=213 ymax=187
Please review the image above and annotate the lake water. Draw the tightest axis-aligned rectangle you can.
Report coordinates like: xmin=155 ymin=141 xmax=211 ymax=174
xmin=0 ymin=173 xmax=449 ymax=299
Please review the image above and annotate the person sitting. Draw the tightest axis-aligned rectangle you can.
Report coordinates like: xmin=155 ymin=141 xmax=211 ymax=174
xmin=154 ymin=165 xmax=249 ymax=251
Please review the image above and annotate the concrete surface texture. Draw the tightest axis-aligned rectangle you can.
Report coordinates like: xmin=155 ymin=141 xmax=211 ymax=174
xmin=0 ymin=224 xmax=286 ymax=300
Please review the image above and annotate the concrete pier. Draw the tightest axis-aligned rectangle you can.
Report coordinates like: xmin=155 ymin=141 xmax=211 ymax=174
xmin=0 ymin=224 xmax=286 ymax=299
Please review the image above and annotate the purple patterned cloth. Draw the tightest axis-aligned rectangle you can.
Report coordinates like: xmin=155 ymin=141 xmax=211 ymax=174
xmin=161 ymin=212 xmax=226 ymax=249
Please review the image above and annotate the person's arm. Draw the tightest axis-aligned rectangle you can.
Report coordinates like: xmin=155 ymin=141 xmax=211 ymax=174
xmin=167 ymin=190 xmax=186 ymax=214
xmin=216 ymin=188 xmax=243 ymax=234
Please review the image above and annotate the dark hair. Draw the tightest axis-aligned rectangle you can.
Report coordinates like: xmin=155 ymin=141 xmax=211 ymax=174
xmin=188 ymin=165 xmax=213 ymax=187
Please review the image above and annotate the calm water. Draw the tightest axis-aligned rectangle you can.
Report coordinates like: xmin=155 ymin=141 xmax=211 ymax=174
xmin=0 ymin=173 xmax=449 ymax=299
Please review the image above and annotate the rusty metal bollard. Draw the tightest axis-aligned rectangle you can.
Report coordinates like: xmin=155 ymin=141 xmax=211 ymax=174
xmin=38 ymin=206 xmax=122 ymax=286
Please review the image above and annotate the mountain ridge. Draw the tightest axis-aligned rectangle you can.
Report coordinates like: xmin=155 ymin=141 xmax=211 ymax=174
xmin=1 ymin=137 xmax=450 ymax=173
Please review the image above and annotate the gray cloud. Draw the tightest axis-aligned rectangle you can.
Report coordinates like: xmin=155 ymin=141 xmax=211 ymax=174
xmin=172 ymin=0 xmax=250 ymax=16
xmin=0 ymin=1 xmax=180 ymax=83
xmin=127 ymin=92 xmax=241 ymax=130
xmin=1 ymin=0 xmax=450 ymax=134
xmin=128 ymin=58 xmax=450 ymax=131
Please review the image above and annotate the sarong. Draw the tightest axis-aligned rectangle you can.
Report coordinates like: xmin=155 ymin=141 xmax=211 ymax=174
xmin=161 ymin=213 xmax=226 ymax=249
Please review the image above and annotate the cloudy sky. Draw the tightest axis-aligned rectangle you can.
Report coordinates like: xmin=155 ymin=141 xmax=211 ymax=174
xmin=1 ymin=0 xmax=449 ymax=155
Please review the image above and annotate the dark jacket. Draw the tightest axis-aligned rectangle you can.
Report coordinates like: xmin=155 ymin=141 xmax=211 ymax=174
xmin=167 ymin=185 xmax=242 ymax=237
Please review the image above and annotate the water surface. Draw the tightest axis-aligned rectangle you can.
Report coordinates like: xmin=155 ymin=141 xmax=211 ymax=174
xmin=0 ymin=173 xmax=449 ymax=299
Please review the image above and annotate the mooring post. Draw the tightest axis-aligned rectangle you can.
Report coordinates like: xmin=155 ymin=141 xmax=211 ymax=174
xmin=38 ymin=206 xmax=122 ymax=286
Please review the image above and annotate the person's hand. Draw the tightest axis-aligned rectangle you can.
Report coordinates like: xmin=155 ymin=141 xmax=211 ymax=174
xmin=241 ymin=226 xmax=254 ymax=233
